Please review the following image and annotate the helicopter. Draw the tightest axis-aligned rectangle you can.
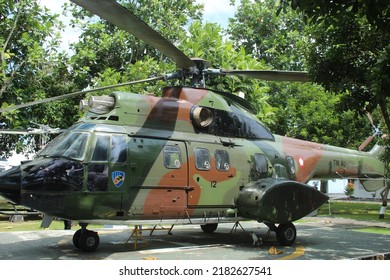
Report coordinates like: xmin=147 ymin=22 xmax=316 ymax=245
xmin=0 ymin=0 xmax=387 ymax=252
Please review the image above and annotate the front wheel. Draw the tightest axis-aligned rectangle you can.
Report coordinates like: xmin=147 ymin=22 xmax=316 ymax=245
xmin=72 ymin=229 xmax=82 ymax=249
xmin=276 ymin=223 xmax=296 ymax=246
xmin=79 ymin=230 xmax=100 ymax=252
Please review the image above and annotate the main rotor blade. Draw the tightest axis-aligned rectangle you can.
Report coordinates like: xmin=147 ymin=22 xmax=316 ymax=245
xmin=366 ymin=111 xmax=375 ymax=127
xmin=0 ymin=129 xmax=61 ymax=135
xmin=221 ymin=70 xmax=309 ymax=82
xmin=70 ymin=0 xmax=196 ymax=70
xmin=0 ymin=129 xmax=32 ymax=135
xmin=0 ymin=76 xmax=165 ymax=113
xmin=358 ymin=135 xmax=374 ymax=151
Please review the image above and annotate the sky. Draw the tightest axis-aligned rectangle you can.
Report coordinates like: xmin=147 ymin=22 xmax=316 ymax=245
xmin=39 ymin=0 xmax=237 ymax=52
xmin=196 ymin=0 xmax=237 ymax=27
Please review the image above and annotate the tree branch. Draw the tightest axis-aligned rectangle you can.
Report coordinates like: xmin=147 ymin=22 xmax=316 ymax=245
xmin=0 ymin=61 xmax=24 ymax=98
xmin=379 ymin=97 xmax=390 ymax=135
xmin=0 ymin=2 xmax=22 ymax=99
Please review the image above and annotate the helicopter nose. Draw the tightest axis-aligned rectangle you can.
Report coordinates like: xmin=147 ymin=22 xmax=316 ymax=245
xmin=0 ymin=165 xmax=21 ymax=204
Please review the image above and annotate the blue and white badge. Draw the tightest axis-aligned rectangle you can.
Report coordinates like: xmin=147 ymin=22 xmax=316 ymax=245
xmin=112 ymin=171 xmax=125 ymax=188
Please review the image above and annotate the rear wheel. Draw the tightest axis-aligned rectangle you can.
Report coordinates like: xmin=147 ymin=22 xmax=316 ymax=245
xmin=200 ymin=223 xmax=218 ymax=233
xmin=276 ymin=223 xmax=296 ymax=246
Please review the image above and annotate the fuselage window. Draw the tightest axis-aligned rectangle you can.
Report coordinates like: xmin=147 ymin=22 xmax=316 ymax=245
xmin=286 ymin=156 xmax=296 ymax=175
xmin=215 ymin=149 xmax=230 ymax=171
xmin=254 ymin=153 xmax=268 ymax=174
xmin=164 ymin=146 xmax=182 ymax=169
xmin=195 ymin=147 xmax=211 ymax=170
xmin=110 ymin=135 xmax=127 ymax=163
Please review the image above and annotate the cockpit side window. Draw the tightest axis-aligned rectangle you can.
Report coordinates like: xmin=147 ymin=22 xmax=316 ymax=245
xmin=92 ymin=135 xmax=110 ymax=162
xmin=110 ymin=135 xmax=127 ymax=163
xmin=89 ymin=135 xmax=110 ymax=192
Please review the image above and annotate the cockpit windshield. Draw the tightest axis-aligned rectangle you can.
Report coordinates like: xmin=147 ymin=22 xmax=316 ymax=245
xmin=39 ymin=132 xmax=89 ymax=160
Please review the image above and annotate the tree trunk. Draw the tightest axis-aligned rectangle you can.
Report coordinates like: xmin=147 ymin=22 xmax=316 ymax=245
xmin=378 ymin=97 xmax=390 ymax=135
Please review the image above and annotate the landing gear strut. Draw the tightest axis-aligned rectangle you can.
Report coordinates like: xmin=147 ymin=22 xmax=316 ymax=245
xmin=265 ymin=222 xmax=296 ymax=246
xmin=73 ymin=223 xmax=100 ymax=252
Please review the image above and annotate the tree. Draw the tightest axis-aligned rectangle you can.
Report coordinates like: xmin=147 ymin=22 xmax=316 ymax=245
xmin=228 ymin=0 xmax=374 ymax=148
xmin=65 ymin=0 xmax=203 ymax=88
xmin=1 ymin=0 xmax=59 ymax=98
xmin=278 ymin=0 xmax=390 ymax=139
xmin=181 ymin=21 xmax=276 ymax=124
xmin=89 ymin=19 xmax=277 ymax=125
xmin=228 ymin=0 xmax=306 ymax=71
xmin=0 ymin=0 xmax=79 ymax=156
xmin=67 ymin=0 xmax=278 ymax=125
xmin=267 ymin=82 xmax=374 ymax=149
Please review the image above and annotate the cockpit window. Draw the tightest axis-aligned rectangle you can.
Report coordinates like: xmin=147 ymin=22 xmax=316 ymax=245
xmin=39 ymin=132 xmax=89 ymax=160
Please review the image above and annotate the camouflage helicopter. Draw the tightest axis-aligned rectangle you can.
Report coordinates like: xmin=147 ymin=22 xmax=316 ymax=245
xmin=0 ymin=0 xmax=387 ymax=252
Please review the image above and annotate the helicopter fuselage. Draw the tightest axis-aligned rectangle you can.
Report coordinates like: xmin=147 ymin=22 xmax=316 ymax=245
xmin=0 ymin=87 xmax=385 ymax=226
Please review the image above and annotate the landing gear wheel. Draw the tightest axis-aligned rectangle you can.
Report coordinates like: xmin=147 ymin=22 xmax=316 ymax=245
xmin=72 ymin=229 xmax=82 ymax=249
xmin=79 ymin=230 xmax=100 ymax=252
xmin=276 ymin=223 xmax=296 ymax=246
xmin=201 ymin=223 xmax=218 ymax=233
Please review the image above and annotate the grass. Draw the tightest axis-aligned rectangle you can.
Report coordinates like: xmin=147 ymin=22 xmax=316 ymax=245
xmin=353 ymin=227 xmax=390 ymax=235
xmin=317 ymin=200 xmax=390 ymax=224
xmin=316 ymin=200 xmax=390 ymax=235
xmin=0 ymin=219 xmax=69 ymax=231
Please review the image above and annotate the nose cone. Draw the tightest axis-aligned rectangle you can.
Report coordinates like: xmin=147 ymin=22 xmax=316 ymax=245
xmin=0 ymin=166 xmax=21 ymax=204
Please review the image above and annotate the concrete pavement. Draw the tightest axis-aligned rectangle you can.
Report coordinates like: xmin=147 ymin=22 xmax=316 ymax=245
xmin=0 ymin=217 xmax=389 ymax=260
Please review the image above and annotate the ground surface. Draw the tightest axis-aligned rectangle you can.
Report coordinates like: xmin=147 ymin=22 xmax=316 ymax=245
xmin=0 ymin=217 xmax=389 ymax=260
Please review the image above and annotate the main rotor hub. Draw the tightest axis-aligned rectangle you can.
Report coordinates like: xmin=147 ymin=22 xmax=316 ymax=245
xmin=187 ymin=58 xmax=210 ymax=88
xmin=190 ymin=58 xmax=209 ymax=71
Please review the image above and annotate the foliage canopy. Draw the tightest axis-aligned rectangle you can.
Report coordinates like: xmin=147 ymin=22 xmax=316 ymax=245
xmin=0 ymin=0 xmax=387 ymax=158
